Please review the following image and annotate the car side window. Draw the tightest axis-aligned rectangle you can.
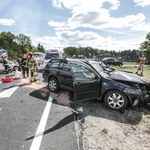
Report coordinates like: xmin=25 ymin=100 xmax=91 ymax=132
xmin=48 ymin=60 xmax=60 ymax=68
xmin=61 ymin=62 xmax=71 ymax=72
xmin=70 ymin=62 xmax=96 ymax=80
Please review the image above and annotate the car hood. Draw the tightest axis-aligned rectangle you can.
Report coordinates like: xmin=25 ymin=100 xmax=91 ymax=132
xmin=109 ymin=70 xmax=145 ymax=84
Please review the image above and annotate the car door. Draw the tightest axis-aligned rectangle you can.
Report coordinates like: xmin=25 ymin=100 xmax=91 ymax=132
xmin=71 ymin=62 xmax=101 ymax=101
xmin=58 ymin=61 xmax=73 ymax=91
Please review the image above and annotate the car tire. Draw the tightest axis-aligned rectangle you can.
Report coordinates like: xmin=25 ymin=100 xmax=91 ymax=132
xmin=48 ymin=77 xmax=59 ymax=92
xmin=104 ymin=90 xmax=128 ymax=110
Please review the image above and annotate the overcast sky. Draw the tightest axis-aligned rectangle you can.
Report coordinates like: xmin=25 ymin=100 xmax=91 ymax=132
xmin=0 ymin=0 xmax=150 ymax=51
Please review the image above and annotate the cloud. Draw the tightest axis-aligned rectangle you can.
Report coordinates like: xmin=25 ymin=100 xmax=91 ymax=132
xmin=0 ymin=19 xmax=15 ymax=26
xmin=60 ymin=11 xmax=149 ymax=32
xmin=33 ymin=36 xmax=65 ymax=50
xmin=52 ymin=0 xmax=149 ymax=32
xmin=55 ymin=30 xmax=140 ymax=50
xmin=134 ymin=0 xmax=150 ymax=7
xmin=48 ymin=21 xmax=65 ymax=27
xmin=32 ymin=30 xmax=144 ymax=51
xmin=52 ymin=0 xmax=120 ymax=12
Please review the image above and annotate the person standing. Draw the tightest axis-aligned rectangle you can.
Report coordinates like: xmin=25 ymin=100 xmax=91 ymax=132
xmin=2 ymin=56 xmax=9 ymax=74
xmin=136 ymin=54 xmax=147 ymax=76
xmin=21 ymin=54 xmax=29 ymax=78
xmin=28 ymin=52 xmax=37 ymax=82
xmin=16 ymin=58 xmax=22 ymax=71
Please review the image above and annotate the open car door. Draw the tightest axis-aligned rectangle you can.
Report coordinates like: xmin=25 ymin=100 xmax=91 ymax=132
xmin=71 ymin=62 xmax=101 ymax=101
xmin=73 ymin=77 xmax=100 ymax=101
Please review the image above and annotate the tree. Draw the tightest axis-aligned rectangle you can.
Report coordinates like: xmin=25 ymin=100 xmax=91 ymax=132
xmin=0 ymin=32 xmax=15 ymax=50
xmin=0 ymin=32 xmax=19 ymax=58
xmin=37 ymin=43 xmax=45 ymax=52
xmin=140 ymin=32 xmax=150 ymax=60
xmin=15 ymin=34 xmax=32 ymax=54
xmin=63 ymin=47 xmax=78 ymax=57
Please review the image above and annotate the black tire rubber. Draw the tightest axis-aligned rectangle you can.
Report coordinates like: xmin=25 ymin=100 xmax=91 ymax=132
xmin=48 ymin=77 xmax=59 ymax=92
xmin=104 ymin=90 xmax=128 ymax=110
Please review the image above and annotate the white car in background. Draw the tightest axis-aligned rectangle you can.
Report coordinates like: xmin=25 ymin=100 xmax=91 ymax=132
xmin=0 ymin=60 xmax=19 ymax=72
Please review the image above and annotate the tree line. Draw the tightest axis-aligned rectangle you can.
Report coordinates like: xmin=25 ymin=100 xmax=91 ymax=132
xmin=0 ymin=32 xmax=45 ymax=59
xmin=64 ymin=47 xmax=142 ymax=62
xmin=1 ymin=31 xmax=150 ymax=62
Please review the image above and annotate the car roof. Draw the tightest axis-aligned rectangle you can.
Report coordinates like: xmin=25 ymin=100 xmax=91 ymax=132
xmin=50 ymin=58 xmax=96 ymax=66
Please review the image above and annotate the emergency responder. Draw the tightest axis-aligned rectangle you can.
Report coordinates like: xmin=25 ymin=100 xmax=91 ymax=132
xmin=28 ymin=52 xmax=37 ymax=82
xmin=2 ymin=55 xmax=9 ymax=74
xmin=21 ymin=54 xmax=29 ymax=78
xmin=16 ymin=58 xmax=22 ymax=71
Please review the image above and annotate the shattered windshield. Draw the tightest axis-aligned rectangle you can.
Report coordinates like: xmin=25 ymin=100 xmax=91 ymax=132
xmin=89 ymin=61 xmax=109 ymax=77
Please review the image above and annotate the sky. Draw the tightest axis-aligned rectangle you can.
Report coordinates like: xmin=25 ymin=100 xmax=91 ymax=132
xmin=0 ymin=0 xmax=150 ymax=51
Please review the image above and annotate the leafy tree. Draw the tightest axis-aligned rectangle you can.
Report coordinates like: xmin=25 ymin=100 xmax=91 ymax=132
xmin=15 ymin=34 xmax=32 ymax=54
xmin=37 ymin=43 xmax=45 ymax=53
xmin=0 ymin=32 xmax=16 ymax=50
xmin=63 ymin=47 xmax=78 ymax=57
xmin=140 ymin=32 xmax=150 ymax=60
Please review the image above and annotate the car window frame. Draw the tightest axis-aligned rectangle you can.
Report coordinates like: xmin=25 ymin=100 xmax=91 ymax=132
xmin=59 ymin=61 xmax=72 ymax=72
xmin=47 ymin=59 xmax=61 ymax=69
xmin=69 ymin=61 xmax=99 ymax=80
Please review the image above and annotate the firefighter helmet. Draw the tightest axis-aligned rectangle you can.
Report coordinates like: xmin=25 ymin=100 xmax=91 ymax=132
xmin=28 ymin=52 xmax=33 ymax=57
xmin=22 ymin=54 xmax=26 ymax=58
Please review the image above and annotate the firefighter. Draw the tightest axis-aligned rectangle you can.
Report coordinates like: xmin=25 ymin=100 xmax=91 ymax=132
xmin=2 ymin=55 xmax=9 ymax=74
xmin=16 ymin=58 xmax=22 ymax=71
xmin=21 ymin=54 xmax=29 ymax=78
xmin=28 ymin=52 xmax=37 ymax=82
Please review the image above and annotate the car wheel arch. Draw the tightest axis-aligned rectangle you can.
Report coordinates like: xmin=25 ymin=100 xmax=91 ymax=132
xmin=102 ymin=89 xmax=131 ymax=109
xmin=48 ymin=75 xmax=59 ymax=83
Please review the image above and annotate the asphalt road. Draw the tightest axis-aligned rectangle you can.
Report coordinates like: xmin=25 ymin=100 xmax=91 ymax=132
xmin=0 ymin=72 xmax=78 ymax=150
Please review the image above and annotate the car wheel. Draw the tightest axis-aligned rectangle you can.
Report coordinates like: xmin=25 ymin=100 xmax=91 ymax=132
xmin=104 ymin=90 xmax=128 ymax=110
xmin=48 ymin=77 xmax=59 ymax=92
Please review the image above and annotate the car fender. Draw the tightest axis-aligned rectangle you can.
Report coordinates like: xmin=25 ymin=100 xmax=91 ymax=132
xmin=99 ymin=78 xmax=142 ymax=105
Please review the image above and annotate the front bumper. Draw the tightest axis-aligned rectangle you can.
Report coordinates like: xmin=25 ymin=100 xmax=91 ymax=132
xmin=124 ymin=88 xmax=150 ymax=106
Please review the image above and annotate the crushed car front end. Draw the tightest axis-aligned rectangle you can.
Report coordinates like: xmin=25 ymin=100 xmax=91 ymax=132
xmin=118 ymin=80 xmax=150 ymax=105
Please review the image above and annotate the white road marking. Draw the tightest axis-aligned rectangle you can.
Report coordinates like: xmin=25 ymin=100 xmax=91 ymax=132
xmin=0 ymin=86 xmax=18 ymax=98
xmin=30 ymin=96 xmax=53 ymax=150
xmin=0 ymin=108 xmax=2 ymax=111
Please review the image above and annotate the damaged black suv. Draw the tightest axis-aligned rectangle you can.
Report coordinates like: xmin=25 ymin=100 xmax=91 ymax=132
xmin=43 ymin=58 xmax=150 ymax=110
